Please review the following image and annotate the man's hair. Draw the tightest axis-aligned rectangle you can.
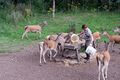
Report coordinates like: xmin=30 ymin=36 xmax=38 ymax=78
xmin=82 ymin=24 xmax=87 ymax=29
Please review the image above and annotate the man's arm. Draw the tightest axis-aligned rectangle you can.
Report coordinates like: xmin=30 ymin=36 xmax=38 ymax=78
xmin=80 ymin=30 xmax=84 ymax=35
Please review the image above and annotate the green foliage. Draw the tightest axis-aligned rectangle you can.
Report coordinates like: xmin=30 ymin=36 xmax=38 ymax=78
xmin=0 ymin=0 xmax=119 ymax=53
xmin=68 ymin=22 xmax=76 ymax=33
xmin=1 ymin=0 xmax=120 ymax=13
xmin=8 ymin=10 xmax=24 ymax=26
xmin=0 ymin=11 xmax=120 ymax=53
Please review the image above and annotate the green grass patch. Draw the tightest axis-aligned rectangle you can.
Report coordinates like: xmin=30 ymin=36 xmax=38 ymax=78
xmin=0 ymin=37 xmax=32 ymax=53
xmin=0 ymin=11 xmax=120 ymax=53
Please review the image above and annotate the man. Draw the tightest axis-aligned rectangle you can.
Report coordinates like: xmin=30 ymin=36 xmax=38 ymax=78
xmin=80 ymin=24 xmax=94 ymax=60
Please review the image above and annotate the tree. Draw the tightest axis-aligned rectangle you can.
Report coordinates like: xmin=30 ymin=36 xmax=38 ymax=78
xmin=52 ymin=0 xmax=55 ymax=18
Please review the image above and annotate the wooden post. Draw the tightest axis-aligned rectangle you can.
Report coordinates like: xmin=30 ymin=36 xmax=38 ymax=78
xmin=53 ymin=0 xmax=55 ymax=18
xmin=76 ymin=49 xmax=80 ymax=62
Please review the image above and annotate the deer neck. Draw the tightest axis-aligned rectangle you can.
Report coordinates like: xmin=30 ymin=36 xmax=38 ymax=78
xmin=105 ymin=42 xmax=110 ymax=51
xmin=105 ymin=33 xmax=111 ymax=39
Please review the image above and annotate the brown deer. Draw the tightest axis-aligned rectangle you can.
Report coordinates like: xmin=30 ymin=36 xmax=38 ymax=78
xmin=22 ymin=21 xmax=47 ymax=39
xmin=96 ymin=42 xmax=111 ymax=80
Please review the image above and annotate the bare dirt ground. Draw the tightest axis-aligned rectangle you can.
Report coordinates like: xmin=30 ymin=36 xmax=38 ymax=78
xmin=0 ymin=43 xmax=120 ymax=80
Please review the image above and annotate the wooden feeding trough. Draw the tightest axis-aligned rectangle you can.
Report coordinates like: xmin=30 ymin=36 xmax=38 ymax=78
xmin=63 ymin=43 xmax=82 ymax=62
xmin=62 ymin=33 xmax=85 ymax=62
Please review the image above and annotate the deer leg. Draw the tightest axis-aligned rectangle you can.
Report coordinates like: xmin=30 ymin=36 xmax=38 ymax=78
xmin=111 ymin=42 xmax=114 ymax=51
xmin=26 ymin=32 xmax=28 ymax=39
xmin=53 ymin=49 xmax=57 ymax=58
xmin=58 ymin=44 xmax=62 ymax=54
xmin=102 ymin=65 xmax=106 ymax=80
xmin=49 ymin=50 xmax=52 ymax=61
xmin=113 ymin=42 xmax=115 ymax=51
xmin=40 ymin=54 xmax=42 ymax=64
xmin=39 ymin=44 xmax=41 ymax=62
xmin=22 ymin=31 xmax=28 ymax=39
xmin=43 ymin=49 xmax=47 ymax=63
xmin=112 ymin=42 xmax=116 ymax=52
xmin=105 ymin=63 xmax=109 ymax=79
xmin=61 ymin=44 xmax=64 ymax=54
xmin=98 ymin=61 xmax=101 ymax=80
xmin=57 ymin=45 xmax=60 ymax=54
xmin=39 ymin=46 xmax=43 ymax=65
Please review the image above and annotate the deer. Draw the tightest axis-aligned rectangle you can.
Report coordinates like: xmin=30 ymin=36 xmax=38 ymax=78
xmin=103 ymin=31 xmax=120 ymax=50
xmin=39 ymin=34 xmax=65 ymax=65
xmin=113 ymin=27 xmax=120 ymax=35
xmin=92 ymin=31 xmax=101 ymax=48
xmin=22 ymin=21 xmax=47 ymax=39
xmin=96 ymin=42 xmax=111 ymax=80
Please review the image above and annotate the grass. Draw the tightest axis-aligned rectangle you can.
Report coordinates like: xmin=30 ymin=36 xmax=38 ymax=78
xmin=0 ymin=11 xmax=120 ymax=53
xmin=0 ymin=37 xmax=32 ymax=53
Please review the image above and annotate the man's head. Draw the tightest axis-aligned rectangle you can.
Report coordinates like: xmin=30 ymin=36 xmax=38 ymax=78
xmin=82 ymin=24 xmax=87 ymax=30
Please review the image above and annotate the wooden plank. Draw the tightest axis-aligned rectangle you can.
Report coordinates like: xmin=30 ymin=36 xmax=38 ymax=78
xmin=76 ymin=49 xmax=80 ymax=62
xmin=63 ymin=43 xmax=81 ymax=62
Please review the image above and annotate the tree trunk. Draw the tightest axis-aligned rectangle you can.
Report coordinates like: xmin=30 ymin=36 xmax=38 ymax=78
xmin=53 ymin=0 xmax=55 ymax=18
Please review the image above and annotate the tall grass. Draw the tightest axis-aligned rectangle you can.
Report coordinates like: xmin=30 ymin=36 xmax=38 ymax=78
xmin=0 ymin=11 xmax=120 ymax=53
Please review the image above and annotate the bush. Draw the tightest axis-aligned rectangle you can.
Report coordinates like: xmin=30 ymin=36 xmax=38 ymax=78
xmin=68 ymin=22 xmax=76 ymax=33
